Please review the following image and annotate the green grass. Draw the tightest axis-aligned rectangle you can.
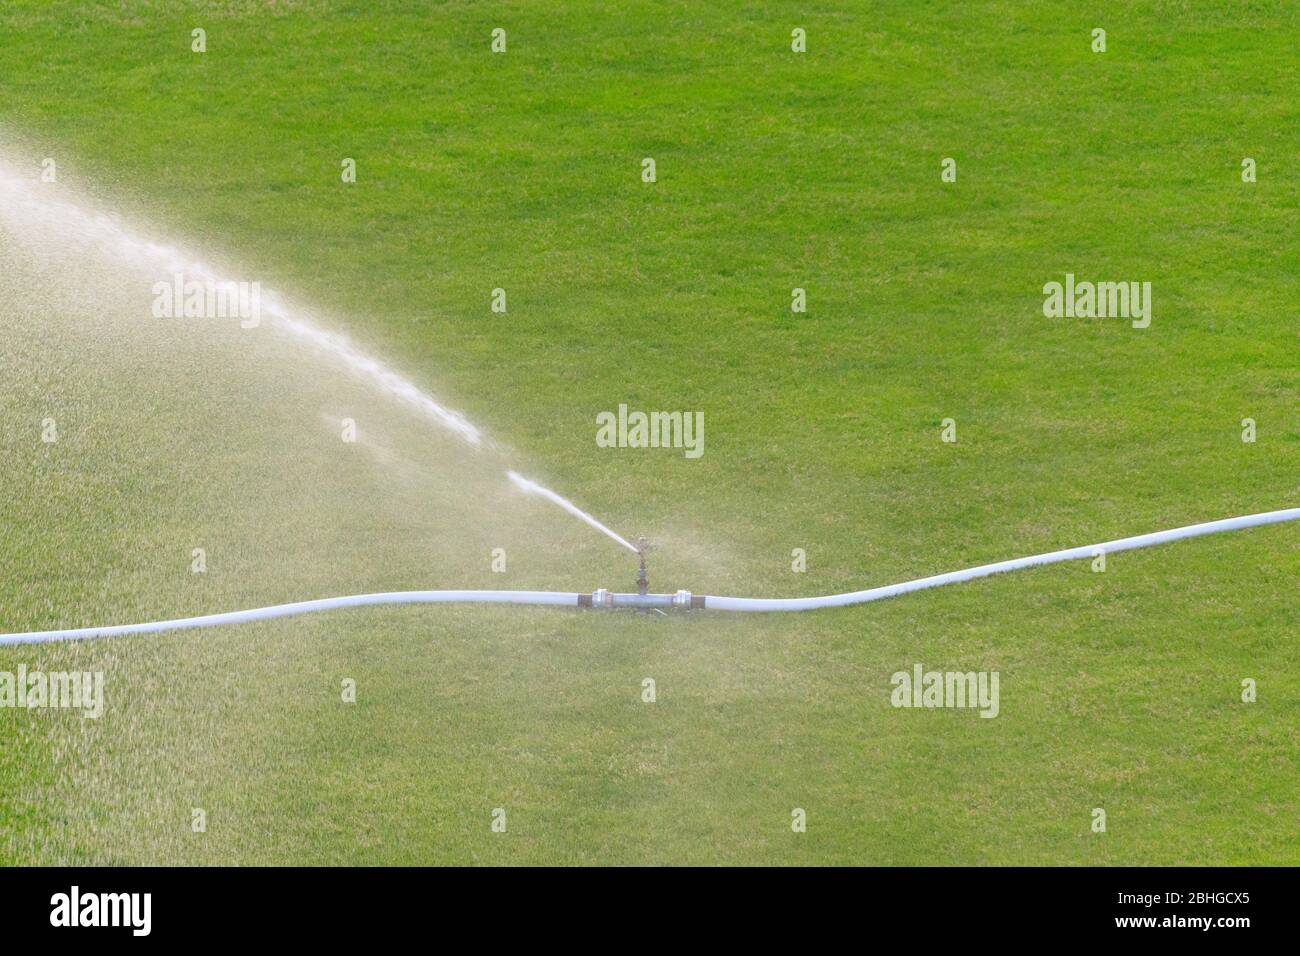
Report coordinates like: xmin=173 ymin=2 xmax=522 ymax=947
xmin=0 ymin=0 xmax=1296 ymax=864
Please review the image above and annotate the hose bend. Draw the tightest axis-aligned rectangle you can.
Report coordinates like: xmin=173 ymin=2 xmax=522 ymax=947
xmin=703 ymin=507 xmax=1300 ymax=612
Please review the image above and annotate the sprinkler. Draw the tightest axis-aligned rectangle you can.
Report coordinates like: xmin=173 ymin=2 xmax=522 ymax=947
xmin=636 ymin=536 xmax=650 ymax=593
xmin=632 ymin=536 xmax=668 ymax=615
xmin=580 ymin=536 xmax=701 ymax=612
xmin=636 ymin=535 xmax=651 ymax=593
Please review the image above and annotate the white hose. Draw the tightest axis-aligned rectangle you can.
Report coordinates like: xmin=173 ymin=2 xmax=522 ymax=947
xmin=704 ymin=507 xmax=1300 ymax=611
xmin=0 ymin=508 xmax=1295 ymax=645
xmin=0 ymin=591 xmax=580 ymax=646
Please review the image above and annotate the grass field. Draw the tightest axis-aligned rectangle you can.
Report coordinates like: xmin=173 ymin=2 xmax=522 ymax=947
xmin=0 ymin=0 xmax=1296 ymax=865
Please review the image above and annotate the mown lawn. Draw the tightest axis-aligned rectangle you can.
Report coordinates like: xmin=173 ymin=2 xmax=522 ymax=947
xmin=0 ymin=0 xmax=1296 ymax=864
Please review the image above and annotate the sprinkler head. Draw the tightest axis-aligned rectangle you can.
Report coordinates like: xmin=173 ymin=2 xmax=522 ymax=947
xmin=579 ymin=535 xmax=704 ymax=613
xmin=635 ymin=536 xmax=652 ymax=596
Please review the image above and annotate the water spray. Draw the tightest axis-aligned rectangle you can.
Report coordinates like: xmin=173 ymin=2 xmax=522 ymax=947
xmin=0 ymin=157 xmax=483 ymax=446
xmin=505 ymin=471 xmax=639 ymax=553
xmin=0 ymin=152 xmax=630 ymax=566
xmin=3 ymin=507 xmax=1295 ymax=645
